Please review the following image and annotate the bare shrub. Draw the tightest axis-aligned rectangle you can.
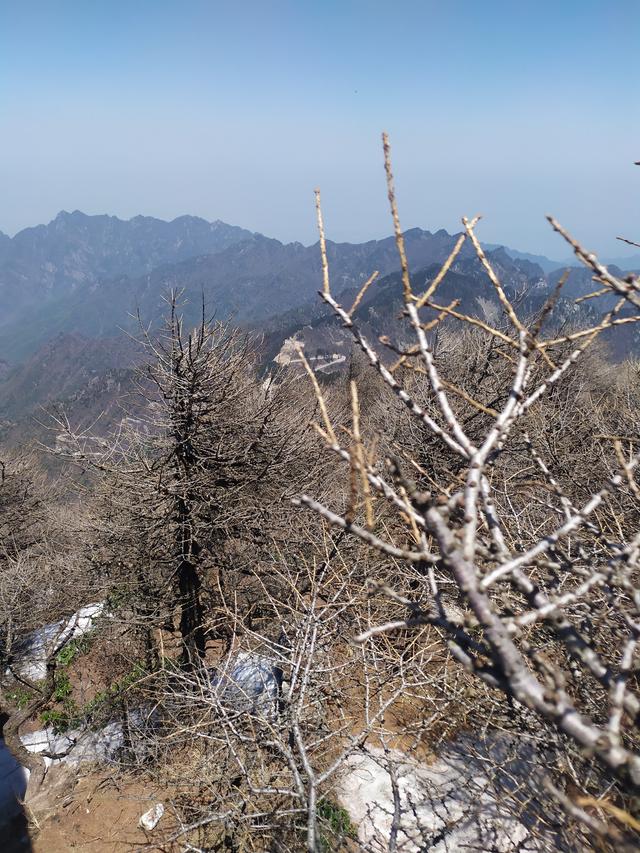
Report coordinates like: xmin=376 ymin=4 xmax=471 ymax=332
xmin=291 ymin=134 xmax=640 ymax=848
xmin=0 ymin=450 xmax=93 ymax=801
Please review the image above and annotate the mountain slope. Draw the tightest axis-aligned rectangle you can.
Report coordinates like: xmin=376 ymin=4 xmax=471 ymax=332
xmin=0 ymin=332 xmax=138 ymax=421
xmin=265 ymin=252 xmax=640 ymax=372
xmin=4 ymin=221 xmax=639 ymax=447
xmin=0 ymin=211 xmax=255 ymax=325
xmin=484 ymin=244 xmax=564 ymax=274
xmin=0 ymin=332 xmax=141 ymax=450
xmin=0 ymin=226 xmax=488 ymax=362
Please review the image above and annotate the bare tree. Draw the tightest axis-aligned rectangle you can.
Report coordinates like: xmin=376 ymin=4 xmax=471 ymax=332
xmin=12 ymin=150 xmax=640 ymax=850
xmin=52 ymin=293 xmax=330 ymax=672
xmin=292 ymin=134 xmax=640 ymax=845
xmin=126 ymin=539 xmax=456 ymax=852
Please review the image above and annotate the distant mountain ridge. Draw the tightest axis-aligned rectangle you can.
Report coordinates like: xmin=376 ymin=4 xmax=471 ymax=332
xmin=4 ymin=209 xmax=637 ymax=367
xmin=0 ymin=212 xmax=640 ymax=444
xmin=2 ymin=210 xmax=640 ymax=446
xmin=484 ymin=244 xmax=565 ymax=274
xmin=0 ymin=210 xmax=255 ymax=326
xmin=264 ymin=256 xmax=638 ymax=379
xmin=0 ymin=218 xmax=527 ymax=362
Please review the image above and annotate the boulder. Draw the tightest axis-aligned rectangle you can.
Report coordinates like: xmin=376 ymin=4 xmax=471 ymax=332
xmin=338 ymin=735 xmax=559 ymax=851
xmin=208 ymin=651 xmax=283 ymax=718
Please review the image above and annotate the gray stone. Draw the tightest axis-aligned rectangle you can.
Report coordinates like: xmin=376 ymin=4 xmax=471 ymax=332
xmin=10 ymin=602 xmax=105 ymax=682
xmin=208 ymin=651 xmax=282 ymax=717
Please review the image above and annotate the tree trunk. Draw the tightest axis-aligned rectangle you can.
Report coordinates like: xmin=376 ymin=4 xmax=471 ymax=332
xmin=178 ymin=557 xmax=206 ymax=669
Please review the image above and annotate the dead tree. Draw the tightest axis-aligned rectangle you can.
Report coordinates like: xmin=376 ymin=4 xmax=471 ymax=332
xmin=135 ymin=544 xmax=443 ymax=853
xmin=294 ymin=134 xmax=640 ymax=845
xmin=53 ymin=293 xmax=325 ymax=671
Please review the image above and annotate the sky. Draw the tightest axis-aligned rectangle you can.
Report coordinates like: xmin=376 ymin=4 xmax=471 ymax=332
xmin=1 ymin=0 xmax=638 ymax=258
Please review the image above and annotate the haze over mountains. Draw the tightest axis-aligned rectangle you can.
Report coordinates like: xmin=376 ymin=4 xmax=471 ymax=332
xmin=0 ymin=210 xmax=517 ymax=360
xmin=0 ymin=210 xmax=638 ymax=442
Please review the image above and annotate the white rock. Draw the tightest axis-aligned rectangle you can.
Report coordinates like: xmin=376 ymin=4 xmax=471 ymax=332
xmin=139 ymin=802 xmax=164 ymax=831
xmin=21 ymin=721 xmax=124 ymax=770
xmin=10 ymin=602 xmax=105 ymax=682
xmin=338 ymin=739 xmax=548 ymax=852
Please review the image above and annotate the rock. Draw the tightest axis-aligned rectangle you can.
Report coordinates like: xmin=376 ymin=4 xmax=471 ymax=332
xmin=139 ymin=802 xmax=164 ymax=831
xmin=0 ymin=705 xmax=159 ymax=820
xmin=20 ymin=721 xmax=124 ymax=770
xmin=10 ymin=622 xmax=64 ymax=682
xmin=338 ymin=735 xmax=559 ymax=852
xmin=10 ymin=602 xmax=105 ymax=682
xmin=18 ymin=704 xmax=159 ymax=773
xmin=209 ymin=651 xmax=283 ymax=718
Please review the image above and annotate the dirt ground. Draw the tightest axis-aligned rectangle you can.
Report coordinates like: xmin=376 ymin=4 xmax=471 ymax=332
xmin=28 ymin=768 xmax=172 ymax=852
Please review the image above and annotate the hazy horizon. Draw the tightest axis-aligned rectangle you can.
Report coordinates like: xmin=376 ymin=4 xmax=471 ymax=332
xmin=2 ymin=1 xmax=639 ymax=257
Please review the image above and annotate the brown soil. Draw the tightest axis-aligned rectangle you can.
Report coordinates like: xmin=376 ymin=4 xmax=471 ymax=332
xmin=29 ymin=767 xmax=174 ymax=853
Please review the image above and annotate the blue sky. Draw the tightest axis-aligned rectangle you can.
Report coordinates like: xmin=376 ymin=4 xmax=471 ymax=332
xmin=1 ymin=1 xmax=638 ymax=257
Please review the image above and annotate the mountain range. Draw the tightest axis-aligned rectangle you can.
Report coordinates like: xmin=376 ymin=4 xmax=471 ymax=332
xmin=0 ymin=210 xmax=638 ymax=443
xmin=0 ymin=213 xmax=500 ymax=362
